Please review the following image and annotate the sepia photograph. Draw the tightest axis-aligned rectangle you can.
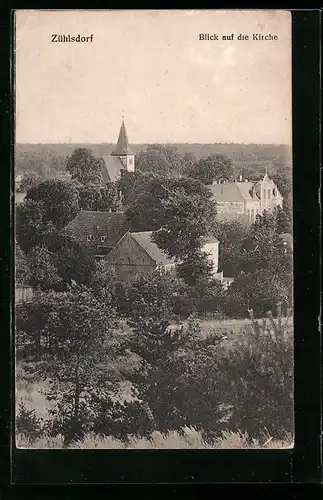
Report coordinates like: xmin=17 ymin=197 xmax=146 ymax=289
xmin=14 ymin=9 xmax=294 ymax=450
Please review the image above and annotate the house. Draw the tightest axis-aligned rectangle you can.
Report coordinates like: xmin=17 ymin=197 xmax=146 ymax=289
xmin=209 ymin=173 xmax=283 ymax=223
xmin=103 ymin=231 xmax=221 ymax=283
xmin=101 ymin=119 xmax=135 ymax=183
xmin=64 ymin=210 xmax=130 ymax=255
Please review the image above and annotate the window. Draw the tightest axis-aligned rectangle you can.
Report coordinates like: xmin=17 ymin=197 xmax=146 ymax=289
xmin=87 ymin=235 xmax=93 ymax=242
xmin=101 ymin=236 xmax=106 ymax=243
xmin=273 ymin=188 xmax=276 ymax=196
xmin=263 ymin=190 xmax=266 ymax=199
xmin=128 ymin=158 xmax=133 ymax=165
xmin=268 ymin=189 xmax=271 ymax=198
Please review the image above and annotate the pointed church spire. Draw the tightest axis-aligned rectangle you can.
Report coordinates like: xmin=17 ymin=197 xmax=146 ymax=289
xmin=111 ymin=119 xmax=134 ymax=156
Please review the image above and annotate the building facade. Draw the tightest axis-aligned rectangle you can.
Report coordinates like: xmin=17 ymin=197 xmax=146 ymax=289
xmin=209 ymin=173 xmax=283 ymax=223
xmin=104 ymin=231 xmax=220 ymax=283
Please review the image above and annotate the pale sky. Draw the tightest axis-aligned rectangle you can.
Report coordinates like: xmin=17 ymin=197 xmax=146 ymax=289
xmin=15 ymin=10 xmax=292 ymax=144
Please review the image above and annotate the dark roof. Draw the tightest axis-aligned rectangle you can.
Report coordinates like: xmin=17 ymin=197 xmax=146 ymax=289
xmin=111 ymin=121 xmax=134 ymax=156
xmin=102 ymin=155 xmax=123 ymax=183
xmin=130 ymin=231 xmax=176 ymax=266
xmin=65 ymin=211 xmax=129 ymax=247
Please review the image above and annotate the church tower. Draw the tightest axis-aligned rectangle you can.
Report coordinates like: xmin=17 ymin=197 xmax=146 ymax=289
xmin=110 ymin=119 xmax=135 ymax=172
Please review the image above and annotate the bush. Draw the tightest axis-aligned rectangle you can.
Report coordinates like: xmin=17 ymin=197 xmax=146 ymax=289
xmin=16 ymin=401 xmax=44 ymax=440
xmin=216 ymin=311 xmax=293 ymax=440
xmin=223 ymin=269 xmax=292 ymax=318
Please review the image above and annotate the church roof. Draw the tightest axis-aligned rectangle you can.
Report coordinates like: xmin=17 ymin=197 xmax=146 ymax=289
xmin=111 ymin=120 xmax=134 ymax=156
xmin=130 ymin=231 xmax=176 ymax=266
xmin=102 ymin=155 xmax=124 ymax=183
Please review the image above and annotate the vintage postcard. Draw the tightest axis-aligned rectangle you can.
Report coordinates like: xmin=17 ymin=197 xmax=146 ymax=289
xmin=14 ymin=9 xmax=293 ymax=450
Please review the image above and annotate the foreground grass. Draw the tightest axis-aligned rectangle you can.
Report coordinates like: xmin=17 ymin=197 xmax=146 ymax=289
xmin=16 ymin=427 xmax=293 ymax=450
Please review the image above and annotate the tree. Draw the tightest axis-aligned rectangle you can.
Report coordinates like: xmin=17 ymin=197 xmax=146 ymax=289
xmin=240 ymin=212 xmax=293 ymax=276
xmin=43 ymin=229 xmax=95 ymax=288
xmin=117 ymin=274 xmax=228 ymax=433
xmin=135 ymin=148 xmax=171 ymax=176
xmin=27 ymin=245 xmax=62 ymax=291
xmin=16 ymin=285 xmax=118 ymax=445
xmin=213 ymin=220 xmax=251 ymax=277
xmin=148 ymin=144 xmax=185 ymax=174
xmin=116 ymin=170 xmax=154 ymax=207
xmin=176 ymin=249 xmax=215 ymax=286
xmin=89 ymin=259 xmax=117 ymax=303
xmin=26 ymin=179 xmax=80 ymax=230
xmin=271 ymin=171 xmax=293 ymax=230
xmin=15 ymin=243 xmax=31 ymax=284
xmin=15 ymin=199 xmax=48 ymax=253
xmin=126 ymin=176 xmax=215 ymax=232
xmin=19 ymin=172 xmax=42 ymax=192
xmin=223 ymin=269 xmax=291 ymax=318
xmin=151 ymin=188 xmax=217 ymax=259
xmin=66 ymin=148 xmax=103 ymax=186
xmin=186 ymin=154 xmax=234 ymax=185
xmin=78 ymin=184 xmax=122 ymax=212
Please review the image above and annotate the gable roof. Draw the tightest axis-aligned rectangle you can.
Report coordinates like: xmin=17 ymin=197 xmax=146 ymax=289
xmin=130 ymin=231 xmax=176 ymax=266
xmin=65 ymin=211 xmax=129 ymax=247
xmin=209 ymin=181 xmax=261 ymax=203
xmin=111 ymin=121 xmax=134 ymax=156
xmin=209 ymin=182 xmax=246 ymax=203
xmin=102 ymin=155 xmax=123 ymax=183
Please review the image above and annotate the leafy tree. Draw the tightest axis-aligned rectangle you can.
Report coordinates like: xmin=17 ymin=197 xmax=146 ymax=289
xmin=118 ymin=275 xmax=227 ymax=433
xmin=213 ymin=220 xmax=251 ymax=277
xmin=15 ymin=199 xmax=48 ymax=253
xmin=43 ymin=230 xmax=95 ymax=288
xmin=19 ymin=172 xmax=42 ymax=192
xmin=274 ymin=205 xmax=292 ymax=234
xmin=147 ymin=144 xmax=184 ymax=174
xmin=136 ymin=148 xmax=171 ymax=176
xmin=176 ymin=249 xmax=215 ymax=286
xmin=181 ymin=152 xmax=197 ymax=173
xmin=116 ymin=170 xmax=154 ymax=207
xmin=16 ymin=285 xmax=119 ymax=445
xmin=66 ymin=148 xmax=103 ymax=186
xmin=89 ymin=259 xmax=117 ymax=302
xmin=186 ymin=154 xmax=234 ymax=185
xmin=126 ymin=176 xmax=215 ymax=233
xmin=223 ymin=269 xmax=291 ymax=318
xmin=26 ymin=179 xmax=80 ymax=230
xmin=78 ymin=184 xmax=122 ymax=212
xmin=240 ymin=212 xmax=293 ymax=276
xmin=217 ymin=312 xmax=293 ymax=439
xmin=151 ymin=188 xmax=217 ymax=259
xmin=27 ymin=245 xmax=62 ymax=291
xmin=15 ymin=243 xmax=31 ymax=284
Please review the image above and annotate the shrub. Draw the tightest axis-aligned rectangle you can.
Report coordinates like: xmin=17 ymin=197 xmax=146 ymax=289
xmin=16 ymin=401 xmax=44 ymax=441
xmin=216 ymin=311 xmax=293 ymax=440
xmin=223 ymin=269 xmax=292 ymax=318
